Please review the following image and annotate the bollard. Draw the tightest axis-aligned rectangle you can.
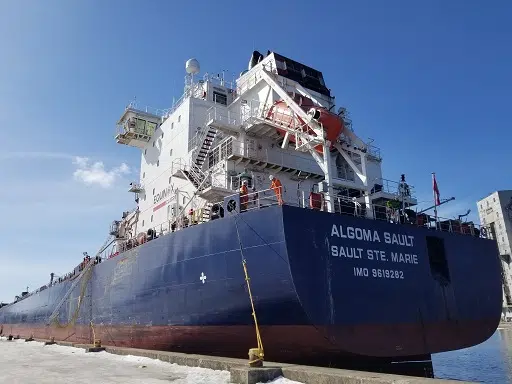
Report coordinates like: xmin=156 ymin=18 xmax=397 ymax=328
xmin=86 ymin=322 xmax=105 ymax=352
xmin=248 ymin=348 xmax=264 ymax=368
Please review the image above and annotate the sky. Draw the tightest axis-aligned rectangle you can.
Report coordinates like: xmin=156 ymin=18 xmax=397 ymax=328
xmin=0 ymin=0 xmax=511 ymax=302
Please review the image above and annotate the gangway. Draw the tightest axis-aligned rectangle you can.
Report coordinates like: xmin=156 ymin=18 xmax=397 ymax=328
xmin=46 ymin=235 xmax=114 ymax=325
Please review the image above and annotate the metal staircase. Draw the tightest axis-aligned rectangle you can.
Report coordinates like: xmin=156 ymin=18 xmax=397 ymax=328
xmin=192 ymin=126 xmax=217 ymax=169
xmin=182 ymin=163 xmax=211 ymax=192
xmin=46 ymin=258 xmax=95 ymax=325
xmin=180 ymin=118 xmax=218 ymax=192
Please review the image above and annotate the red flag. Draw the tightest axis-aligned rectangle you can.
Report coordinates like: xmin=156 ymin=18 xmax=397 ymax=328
xmin=432 ymin=174 xmax=440 ymax=206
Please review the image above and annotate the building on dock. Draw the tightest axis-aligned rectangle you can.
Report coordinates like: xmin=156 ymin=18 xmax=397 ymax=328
xmin=477 ymin=190 xmax=512 ymax=320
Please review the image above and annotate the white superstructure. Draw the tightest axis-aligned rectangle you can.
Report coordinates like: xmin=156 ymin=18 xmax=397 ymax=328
xmin=477 ymin=190 xmax=512 ymax=318
xmin=112 ymin=50 xmax=418 ymax=250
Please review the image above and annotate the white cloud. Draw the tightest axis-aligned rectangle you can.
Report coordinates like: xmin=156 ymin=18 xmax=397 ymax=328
xmin=72 ymin=156 xmax=131 ymax=188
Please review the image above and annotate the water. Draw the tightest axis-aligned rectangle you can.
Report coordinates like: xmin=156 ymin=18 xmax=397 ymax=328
xmin=433 ymin=328 xmax=512 ymax=383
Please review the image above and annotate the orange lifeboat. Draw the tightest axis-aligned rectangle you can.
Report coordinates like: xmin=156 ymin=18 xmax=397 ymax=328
xmin=266 ymin=97 xmax=344 ymax=153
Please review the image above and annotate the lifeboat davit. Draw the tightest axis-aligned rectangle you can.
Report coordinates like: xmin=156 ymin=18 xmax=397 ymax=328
xmin=266 ymin=98 xmax=344 ymax=153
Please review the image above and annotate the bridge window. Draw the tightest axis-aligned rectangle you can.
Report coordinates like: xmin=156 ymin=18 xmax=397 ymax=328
xmin=146 ymin=121 xmax=157 ymax=136
xmin=213 ymin=91 xmax=227 ymax=106
xmin=135 ymin=118 xmax=146 ymax=134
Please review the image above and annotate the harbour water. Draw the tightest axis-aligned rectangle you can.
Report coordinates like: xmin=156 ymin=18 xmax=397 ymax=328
xmin=433 ymin=325 xmax=512 ymax=383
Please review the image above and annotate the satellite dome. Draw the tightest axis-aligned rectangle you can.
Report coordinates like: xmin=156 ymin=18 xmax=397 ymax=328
xmin=185 ymin=58 xmax=200 ymax=74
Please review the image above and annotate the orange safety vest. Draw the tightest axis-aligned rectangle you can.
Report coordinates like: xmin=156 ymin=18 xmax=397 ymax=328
xmin=271 ymin=178 xmax=283 ymax=204
xmin=240 ymin=184 xmax=249 ymax=204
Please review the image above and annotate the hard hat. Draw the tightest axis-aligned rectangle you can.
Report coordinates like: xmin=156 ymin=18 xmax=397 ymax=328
xmin=269 ymin=175 xmax=274 ymax=180
xmin=242 ymin=180 xmax=248 ymax=185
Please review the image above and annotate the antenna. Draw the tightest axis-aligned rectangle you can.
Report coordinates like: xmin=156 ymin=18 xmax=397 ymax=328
xmin=186 ymin=58 xmax=200 ymax=75
xmin=185 ymin=58 xmax=200 ymax=94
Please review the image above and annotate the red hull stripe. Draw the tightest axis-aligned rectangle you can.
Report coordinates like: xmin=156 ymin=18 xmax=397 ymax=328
xmin=153 ymin=200 xmax=167 ymax=212
xmin=0 ymin=320 xmax=496 ymax=361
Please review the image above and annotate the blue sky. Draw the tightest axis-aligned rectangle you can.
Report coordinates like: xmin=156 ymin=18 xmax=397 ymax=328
xmin=0 ymin=0 xmax=510 ymax=301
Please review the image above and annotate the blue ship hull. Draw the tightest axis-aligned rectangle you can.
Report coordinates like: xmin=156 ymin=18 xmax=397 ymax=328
xmin=0 ymin=205 xmax=502 ymax=370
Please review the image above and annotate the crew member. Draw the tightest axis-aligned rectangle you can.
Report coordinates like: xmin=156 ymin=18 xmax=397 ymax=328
xmin=269 ymin=175 xmax=284 ymax=205
xmin=240 ymin=180 xmax=249 ymax=212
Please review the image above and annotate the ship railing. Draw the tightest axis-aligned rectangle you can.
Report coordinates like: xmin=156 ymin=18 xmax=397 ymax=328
xmin=366 ymin=144 xmax=382 ymax=161
xmin=105 ymin=190 xmax=490 ymax=264
xmin=202 ymin=72 xmax=236 ymax=90
xmin=215 ymin=189 xmax=488 ymax=238
xmin=206 ymin=105 xmax=240 ymax=127
xmin=169 ymin=88 xmax=195 ymax=117
xmin=207 ymin=136 xmax=321 ymax=176
xmin=205 ymin=102 xmax=250 ymax=129
xmin=235 ymin=98 xmax=304 ymax=131
xmin=206 ymin=137 xmax=234 ymax=168
xmin=168 ymin=73 xmax=234 ymax=121
xmin=125 ymin=100 xmax=171 ymax=119
xmin=206 ymin=189 xmax=488 ymax=238
xmin=169 ymin=92 xmax=188 ymax=116
xmin=210 ymin=171 xmax=228 ymax=189
xmin=234 ymin=62 xmax=277 ymax=99
xmin=163 ymin=83 xmax=206 ymax=120
xmin=368 ymin=177 xmax=417 ymax=200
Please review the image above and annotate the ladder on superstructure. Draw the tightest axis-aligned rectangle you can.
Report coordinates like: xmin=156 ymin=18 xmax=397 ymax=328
xmin=184 ymin=121 xmax=218 ymax=190
xmin=192 ymin=126 xmax=217 ymax=169
xmin=46 ymin=235 xmax=114 ymax=325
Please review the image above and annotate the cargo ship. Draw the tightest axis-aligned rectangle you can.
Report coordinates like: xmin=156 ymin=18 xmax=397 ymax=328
xmin=0 ymin=50 xmax=503 ymax=377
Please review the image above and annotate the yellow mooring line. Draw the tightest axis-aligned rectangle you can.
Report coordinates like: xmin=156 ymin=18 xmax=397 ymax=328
xmin=90 ymin=320 xmax=101 ymax=347
xmin=242 ymin=259 xmax=264 ymax=367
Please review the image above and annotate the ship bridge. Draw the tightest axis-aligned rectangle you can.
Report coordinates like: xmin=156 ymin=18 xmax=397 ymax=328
xmin=115 ymin=103 xmax=165 ymax=148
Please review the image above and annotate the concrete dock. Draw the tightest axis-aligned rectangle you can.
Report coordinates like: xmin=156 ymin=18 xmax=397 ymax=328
xmin=1 ymin=336 xmax=473 ymax=384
